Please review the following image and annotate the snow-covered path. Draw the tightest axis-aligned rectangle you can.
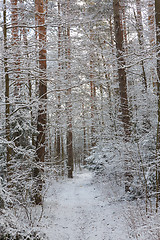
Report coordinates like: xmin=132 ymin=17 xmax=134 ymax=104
xmin=43 ymin=170 xmax=129 ymax=240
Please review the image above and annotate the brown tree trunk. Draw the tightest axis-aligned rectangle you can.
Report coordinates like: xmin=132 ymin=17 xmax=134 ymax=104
xmin=113 ymin=0 xmax=131 ymax=139
xmin=109 ymin=16 xmax=114 ymax=50
xmin=3 ymin=0 xmax=12 ymax=184
xmin=113 ymin=0 xmax=131 ymax=192
xmin=148 ymin=0 xmax=156 ymax=87
xmin=34 ymin=0 xmax=47 ymax=205
xmin=66 ymin=0 xmax=73 ymax=178
xmin=121 ymin=3 xmax=128 ymax=52
xmin=56 ymin=0 xmax=62 ymax=162
xmin=82 ymin=102 xmax=87 ymax=164
xmin=11 ymin=0 xmax=21 ymax=94
xmin=155 ymin=0 xmax=160 ymax=211
xmin=148 ymin=0 xmax=155 ymax=47
xmin=90 ymin=27 xmax=96 ymax=147
xmin=35 ymin=0 xmax=39 ymax=96
xmin=135 ymin=0 xmax=147 ymax=90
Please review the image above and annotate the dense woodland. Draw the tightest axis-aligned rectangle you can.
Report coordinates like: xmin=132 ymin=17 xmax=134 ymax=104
xmin=0 ymin=0 xmax=160 ymax=239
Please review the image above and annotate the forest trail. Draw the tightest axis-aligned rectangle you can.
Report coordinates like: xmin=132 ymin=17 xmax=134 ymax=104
xmin=43 ymin=170 xmax=129 ymax=240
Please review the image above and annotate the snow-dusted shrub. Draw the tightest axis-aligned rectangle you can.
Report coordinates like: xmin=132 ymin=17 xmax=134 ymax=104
xmin=0 ymin=182 xmax=47 ymax=240
xmin=124 ymin=201 xmax=160 ymax=240
xmin=0 ymin=209 xmax=47 ymax=240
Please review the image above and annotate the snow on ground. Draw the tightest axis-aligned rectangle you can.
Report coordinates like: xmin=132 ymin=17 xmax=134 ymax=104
xmin=42 ymin=169 xmax=131 ymax=240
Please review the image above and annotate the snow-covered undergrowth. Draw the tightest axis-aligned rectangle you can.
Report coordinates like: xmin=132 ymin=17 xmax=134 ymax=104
xmin=1 ymin=166 xmax=160 ymax=239
xmin=41 ymin=168 xmax=160 ymax=240
xmin=0 ymin=178 xmax=48 ymax=239
xmin=93 ymin=170 xmax=160 ymax=240
xmin=124 ymin=202 xmax=160 ymax=240
xmin=85 ymin=140 xmax=160 ymax=240
xmin=41 ymin=170 xmax=129 ymax=240
xmin=0 ymin=201 xmax=47 ymax=240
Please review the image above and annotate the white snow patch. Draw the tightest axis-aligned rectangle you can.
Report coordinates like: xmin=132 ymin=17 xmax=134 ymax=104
xmin=42 ymin=170 xmax=131 ymax=240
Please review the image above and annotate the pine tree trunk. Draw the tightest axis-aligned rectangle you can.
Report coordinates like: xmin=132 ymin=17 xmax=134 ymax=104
xmin=135 ymin=0 xmax=147 ymax=90
xmin=34 ymin=0 xmax=47 ymax=205
xmin=56 ymin=0 xmax=62 ymax=162
xmin=90 ymin=27 xmax=96 ymax=147
xmin=3 ymin=0 xmax=12 ymax=185
xmin=82 ymin=102 xmax=87 ymax=164
xmin=148 ymin=0 xmax=156 ymax=87
xmin=113 ymin=0 xmax=131 ymax=192
xmin=113 ymin=0 xmax=131 ymax=138
xmin=121 ymin=2 xmax=128 ymax=52
xmin=155 ymin=0 xmax=160 ymax=211
xmin=66 ymin=0 xmax=73 ymax=178
xmin=148 ymin=0 xmax=155 ymax=47
xmin=11 ymin=0 xmax=21 ymax=94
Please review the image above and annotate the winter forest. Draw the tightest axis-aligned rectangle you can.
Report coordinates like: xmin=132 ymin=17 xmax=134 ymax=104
xmin=0 ymin=0 xmax=160 ymax=239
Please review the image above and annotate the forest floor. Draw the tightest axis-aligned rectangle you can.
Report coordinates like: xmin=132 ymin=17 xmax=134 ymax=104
xmin=42 ymin=169 xmax=131 ymax=240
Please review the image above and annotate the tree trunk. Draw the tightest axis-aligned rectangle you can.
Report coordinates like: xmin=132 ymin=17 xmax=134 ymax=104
xmin=113 ymin=0 xmax=131 ymax=192
xmin=148 ymin=0 xmax=155 ymax=47
xmin=56 ymin=0 xmax=62 ymax=162
xmin=135 ymin=0 xmax=147 ymax=90
xmin=155 ymin=0 xmax=160 ymax=211
xmin=121 ymin=2 xmax=128 ymax=52
xmin=3 ymin=0 xmax=12 ymax=185
xmin=148 ymin=0 xmax=156 ymax=87
xmin=82 ymin=102 xmax=87 ymax=164
xmin=11 ymin=0 xmax=21 ymax=94
xmin=34 ymin=0 xmax=47 ymax=205
xmin=113 ymin=0 xmax=131 ymax=139
xmin=90 ymin=27 xmax=96 ymax=147
xmin=66 ymin=0 xmax=73 ymax=178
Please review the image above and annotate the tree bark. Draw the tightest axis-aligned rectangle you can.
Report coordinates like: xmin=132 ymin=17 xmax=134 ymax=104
xmin=65 ymin=0 xmax=73 ymax=178
xmin=113 ymin=0 xmax=131 ymax=139
xmin=155 ymin=0 xmax=160 ymax=211
xmin=148 ymin=0 xmax=156 ymax=87
xmin=11 ymin=0 xmax=21 ymax=94
xmin=90 ymin=27 xmax=96 ymax=147
xmin=113 ymin=0 xmax=131 ymax=192
xmin=56 ymin=0 xmax=62 ymax=162
xmin=82 ymin=102 xmax=87 ymax=164
xmin=148 ymin=0 xmax=155 ymax=47
xmin=34 ymin=0 xmax=48 ymax=205
xmin=3 ymin=0 xmax=12 ymax=185
xmin=121 ymin=2 xmax=128 ymax=52
xmin=135 ymin=0 xmax=147 ymax=90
